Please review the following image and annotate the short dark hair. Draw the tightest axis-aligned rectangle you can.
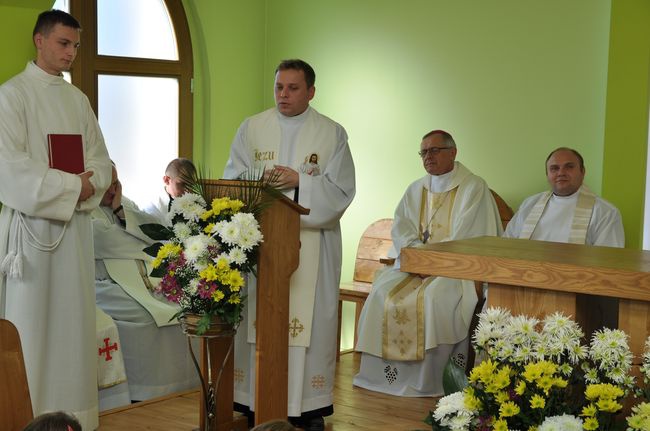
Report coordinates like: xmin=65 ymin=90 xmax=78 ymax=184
xmin=545 ymin=147 xmax=585 ymax=170
xmin=165 ymin=157 xmax=198 ymax=192
xmin=275 ymin=59 xmax=315 ymax=88
xmin=23 ymin=411 xmax=82 ymax=431
xmin=421 ymin=129 xmax=456 ymax=149
xmin=33 ymin=9 xmax=81 ymax=38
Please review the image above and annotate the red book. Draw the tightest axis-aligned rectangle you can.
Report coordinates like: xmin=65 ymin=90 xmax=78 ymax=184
xmin=47 ymin=134 xmax=85 ymax=174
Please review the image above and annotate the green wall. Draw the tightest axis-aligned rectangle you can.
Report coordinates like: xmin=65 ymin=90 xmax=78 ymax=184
xmin=188 ymin=0 xmax=616 ymax=281
xmin=602 ymin=0 xmax=650 ymax=249
xmin=182 ymin=0 xmax=266 ymax=178
xmin=0 ymin=0 xmax=51 ymax=83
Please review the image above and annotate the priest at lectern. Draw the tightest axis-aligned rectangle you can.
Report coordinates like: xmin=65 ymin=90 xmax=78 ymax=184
xmin=223 ymin=59 xmax=355 ymax=431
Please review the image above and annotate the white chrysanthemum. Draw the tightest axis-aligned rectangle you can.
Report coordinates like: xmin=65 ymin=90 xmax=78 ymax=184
xmin=433 ymin=392 xmax=467 ymax=420
xmin=583 ymin=365 xmax=600 ymax=384
xmin=589 ymin=328 xmax=633 ymax=375
xmin=510 ymin=315 xmax=539 ymax=337
xmin=193 ymin=259 xmax=208 ymax=272
xmin=228 ymin=247 xmax=247 ymax=265
xmin=186 ymin=278 xmax=199 ymax=295
xmin=480 ymin=307 xmax=512 ymax=325
xmin=237 ymin=232 xmax=259 ymax=251
xmin=447 ymin=413 xmax=473 ymax=431
xmin=538 ymin=414 xmax=583 ymax=431
xmin=183 ymin=234 xmax=211 ymax=263
xmin=213 ymin=252 xmax=231 ymax=264
xmin=536 ymin=312 xmax=584 ymax=364
xmin=173 ymin=222 xmax=193 ymax=240
xmin=432 ymin=392 xmax=475 ymax=431
xmin=218 ymin=221 xmax=241 ymax=246
xmin=231 ymin=212 xmax=258 ymax=229
xmin=542 ymin=312 xmax=583 ymax=338
xmin=225 ymin=213 xmax=263 ymax=250
xmin=169 ymin=193 xmax=206 ymax=222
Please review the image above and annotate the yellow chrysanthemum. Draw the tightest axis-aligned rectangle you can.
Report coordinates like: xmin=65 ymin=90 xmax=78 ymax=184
xmin=469 ymin=359 xmax=498 ymax=383
xmin=227 ymin=295 xmax=241 ymax=304
xmin=199 ymin=264 xmax=218 ymax=282
xmin=212 ymin=289 xmax=225 ymax=302
xmin=231 ymin=201 xmax=244 ymax=211
xmin=499 ymin=401 xmax=520 ymax=418
xmin=552 ymin=377 xmax=568 ymax=389
xmin=585 ymin=383 xmax=624 ymax=401
xmin=530 ymin=394 xmax=545 ymax=409
xmin=493 ymin=419 xmax=508 ymax=431
xmin=596 ymin=398 xmax=622 ymax=413
xmin=156 ymin=242 xmax=182 ymax=260
xmin=495 ymin=391 xmax=510 ymax=404
xmin=200 ymin=209 xmax=213 ymax=221
xmin=581 ymin=403 xmax=597 ymax=417
xmin=203 ymin=223 xmax=215 ymax=234
xmin=227 ymin=270 xmax=244 ymax=289
xmin=493 ymin=366 xmax=512 ymax=390
xmin=464 ymin=393 xmax=482 ymax=411
xmin=515 ymin=381 xmax=526 ymax=395
xmin=583 ymin=416 xmax=599 ymax=430
xmin=211 ymin=197 xmax=243 ymax=215
xmin=215 ymin=256 xmax=229 ymax=271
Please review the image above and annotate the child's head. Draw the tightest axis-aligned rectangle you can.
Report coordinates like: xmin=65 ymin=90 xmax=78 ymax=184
xmin=23 ymin=411 xmax=82 ymax=431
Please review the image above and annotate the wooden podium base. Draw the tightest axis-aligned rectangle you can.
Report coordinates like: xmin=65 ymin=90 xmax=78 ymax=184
xmin=193 ymin=413 xmax=248 ymax=431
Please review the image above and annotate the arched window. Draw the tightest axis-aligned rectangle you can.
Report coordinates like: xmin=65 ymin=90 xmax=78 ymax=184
xmin=54 ymin=0 xmax=193 ymax=209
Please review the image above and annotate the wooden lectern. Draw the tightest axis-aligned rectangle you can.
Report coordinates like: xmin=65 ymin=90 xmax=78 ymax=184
xmin=200 ymin=180 xmax=308 ymax=430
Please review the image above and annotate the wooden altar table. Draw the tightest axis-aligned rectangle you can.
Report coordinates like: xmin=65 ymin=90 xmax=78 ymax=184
xmin=400 ymin=236 xmax=650 ymax=360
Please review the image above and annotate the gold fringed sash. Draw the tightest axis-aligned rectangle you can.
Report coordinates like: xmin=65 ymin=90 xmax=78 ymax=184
xmin=519 ymin=186 xmax=596 ymax=244
xmin=568 ymin=188 xmax=596 ymax=244
xmin=382 ymin=275 xmax=426 ymax=360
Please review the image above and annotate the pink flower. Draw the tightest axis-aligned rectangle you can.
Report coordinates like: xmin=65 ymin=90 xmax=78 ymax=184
xmin=197 ymin=280 xmax=216 ymax=299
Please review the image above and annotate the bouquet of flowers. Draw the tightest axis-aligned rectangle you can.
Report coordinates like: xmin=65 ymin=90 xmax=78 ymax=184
xmin=142 ymin=192 xmax=263 ymax=335
xmin=427 ymin=307 xmax=639 ymax=431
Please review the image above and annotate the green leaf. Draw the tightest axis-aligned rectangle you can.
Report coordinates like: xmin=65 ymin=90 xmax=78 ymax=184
xmin=143 ymin=242 xmax=163 ymax=258
xmin=442 ymin=357 xmax=468 ymax=395
xmin=140 ymin=223 xmax=174 ymax=240
xmin=149 ymin=265 xmax=166 ymax=278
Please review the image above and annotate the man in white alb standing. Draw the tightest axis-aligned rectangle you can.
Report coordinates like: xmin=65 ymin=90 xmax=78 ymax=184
xmin=0 ymin=9 xmax=112 ymax=430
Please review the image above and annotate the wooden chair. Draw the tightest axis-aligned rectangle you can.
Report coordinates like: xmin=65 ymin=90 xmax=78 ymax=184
xmin=337 ymin=218 xmax=393 ymax=360
xmin=0 ymin=319 xmax=33 ymax=431
xmin=336 ymin=190 xmax=514 ymax=367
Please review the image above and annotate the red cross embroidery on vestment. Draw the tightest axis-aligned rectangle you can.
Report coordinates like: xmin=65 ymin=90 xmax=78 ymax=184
xmin=98 ymin=337 xmax=118 ymax=361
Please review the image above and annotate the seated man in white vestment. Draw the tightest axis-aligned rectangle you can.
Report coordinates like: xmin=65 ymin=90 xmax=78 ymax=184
xmin=144 ymin=157 xmax=197 ymax=223
xmin=503 ymin=147 xmax=624 ymax=328
xmin=93 ymin=164 xmax=199 ymax=401
xmin=353 ymin=130 xmax=502 ymax=397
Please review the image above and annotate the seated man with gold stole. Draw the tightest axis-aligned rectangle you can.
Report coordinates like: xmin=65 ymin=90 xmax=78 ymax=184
xmin=503 ymin=147 xmax=624 ymax=328
xmin=93 ymin=164 xmax=198 ymax=402
xmin=353 ymin=130 xmax=502 ymax=397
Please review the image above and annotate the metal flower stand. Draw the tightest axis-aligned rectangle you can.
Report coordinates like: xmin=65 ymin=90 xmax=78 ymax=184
xmin=181 ymin=315 xmax=246 ymax=431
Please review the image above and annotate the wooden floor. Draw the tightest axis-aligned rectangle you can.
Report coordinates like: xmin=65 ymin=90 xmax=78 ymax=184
xmin=98 ymin=352 xmax=437 ymax=430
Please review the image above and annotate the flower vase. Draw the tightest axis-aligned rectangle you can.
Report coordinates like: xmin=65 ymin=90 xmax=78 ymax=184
xmin=179 ymin=313 xmax=236 ymax=338
xmin=179 ymin=313 xmax=238 ymax=431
